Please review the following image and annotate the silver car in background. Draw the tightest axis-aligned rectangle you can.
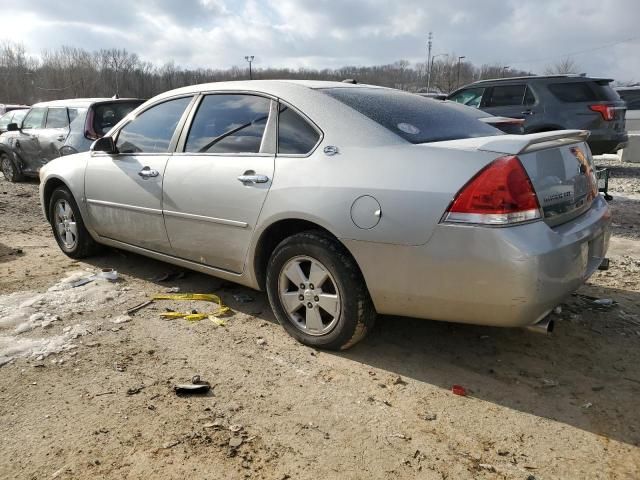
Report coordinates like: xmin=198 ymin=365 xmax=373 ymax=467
xmin=39 ymin=80 xmax=611 ymax=350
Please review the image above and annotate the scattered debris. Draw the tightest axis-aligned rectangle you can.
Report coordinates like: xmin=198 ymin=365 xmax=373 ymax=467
xmin=233 ymin=293 xmax=254 ymax=303
xmin=256 ymin=338 xmax=267 ymax=346
xmin=70 ymin=269 xmax=118 ymax=288
xmin=126 ymin=300 xmax=154 ymax=315
xmin=162 ymin=439 xmax=181 ymax=449
xmin=478 ymin=463 xmax=496 ymax=472
xmin=126 ymin=385 xmax=144 ymax=395
xmin=94 ymin=391 xmax=115 ymax=397
xmin=423 ymin=413 xmax=437 ymax=421
xmin=451 ymin=385 xmax=467 ymax=396
xmin=582 ymin=402 xmax=593 ymax=409
xmin=165 ymin=287 xmax=180 ymax=293
xmin=593 ymin=298 xmax=614 ymax=307
xmin=110 ymin=315 xmax=131 ymax=324
xmin=389 ymin=433 xmax=411 ymax=440
xmin=153 ymin=293 xmax=230 ymax=321
xmin=174 ymin=375 xmax=211 ymax=395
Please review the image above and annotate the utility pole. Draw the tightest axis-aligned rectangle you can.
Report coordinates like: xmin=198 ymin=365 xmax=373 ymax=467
xmin=457 ymin=55 xmax=466 ymax=89
xmin=426 ymin=32 xmax=433 ymax=92
xmin=501 ymin=66 xmax=510 ymax=78
xmin=244 ymin=55 xmax=254 ymax=80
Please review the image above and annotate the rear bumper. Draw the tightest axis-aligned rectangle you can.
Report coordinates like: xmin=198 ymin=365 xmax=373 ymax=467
xmin=588 ymin=132 xmax=628 ymax=154
xmin=343 ymin=195 xmax=611 ymax=328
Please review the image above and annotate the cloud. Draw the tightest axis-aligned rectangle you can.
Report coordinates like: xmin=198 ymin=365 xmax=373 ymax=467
xmin=0 ymin=0 xmax=638 ymax=81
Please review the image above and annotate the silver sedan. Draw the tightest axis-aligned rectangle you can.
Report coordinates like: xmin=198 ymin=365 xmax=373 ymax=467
xmin=39 ymin=80 xmax=611 ymax=349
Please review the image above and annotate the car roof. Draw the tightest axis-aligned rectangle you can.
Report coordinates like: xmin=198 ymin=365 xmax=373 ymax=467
xmin=151 ymin=79 xmax=386 ymax=101
xmin=616 ymin=85 xmax=640 ymax=91
xmin=31 ymin=98 xmax=144 ymax=108
xmin=461 ymin=74 xmax=613 ymax=88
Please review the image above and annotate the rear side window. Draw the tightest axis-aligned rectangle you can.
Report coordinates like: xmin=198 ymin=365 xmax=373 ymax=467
xmin=45 ymin=108 xmax=69 ymax=128
xmin=185 ymin=94 xmax=271 ymax=154
xmin=278 ymin=106 xmax=320 ymax=154
xmin=22 ymin=107 xmax=46 ymax=129
xmin=449 ymin=87 xmax=485 ymax=107
xmin=93 ymin=102 xmax=143 ymax=137
xmin=548 ymin=81 xmax=619 ymax=103
xmin=485 ymin=84 xmax=528 ymax=107
xmin=322 ymin=87 xmax=500 ymax=144
xmin=116 ymin=96 xmax=191 ymax=154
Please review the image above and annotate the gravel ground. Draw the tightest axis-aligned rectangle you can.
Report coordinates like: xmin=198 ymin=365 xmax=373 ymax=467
xmin=0 ymin=163 xmax=639 ymax=480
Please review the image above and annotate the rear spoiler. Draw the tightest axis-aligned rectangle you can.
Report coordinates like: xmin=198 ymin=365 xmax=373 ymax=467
xmin=477 ymin=130 xmax=590 ymax=155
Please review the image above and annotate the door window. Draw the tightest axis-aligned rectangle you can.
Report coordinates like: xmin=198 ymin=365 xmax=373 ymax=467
xmin=277 ymin=106 xmax=320 ymax=154
xmin=449 ymin=88 xmax=485 ymax=108
xmin=45 ymin=108 xmax=69 ymax=128
xmin=485 ymin=85 xmax=527 ymax=107
xmin=22 ymin=107 xmax=46 ymax=129
xmin=184 ymin=94 xmax=271 ymax=154
xmin=116 ymin=96 xmax=192 ymax=154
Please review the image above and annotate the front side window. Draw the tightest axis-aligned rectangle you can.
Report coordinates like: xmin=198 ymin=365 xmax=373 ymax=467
xmin=485 ymin=84 xmax=527 ymax=107
xmin=22 ymin=107 xmax=46 ymax=129
xmin=45 ymin=108 xmax=69 ymax=128
xmin=116 ymin=96 xmax=191 ymax=154
xmin=449 ymin=88 xmax=485 ymax=108
xmin=277 ymin=106 xmax=320 ymax=154
xmin=185 ymin=94 xmax=271 ymax=154
xmin=0 ymin=112 xmax=12 ymax=129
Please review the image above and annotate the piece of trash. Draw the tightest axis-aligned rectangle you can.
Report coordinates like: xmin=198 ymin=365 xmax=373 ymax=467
xmin=479 ymin=464 xmax=496 ymax=472
xmin=165 ymin=287 xmax=180 ymax=293
xmin=153 ymin=293 xmax=230 ymax=320
xmin=233 ymin=293 xmax=254 ymax=303
xmin=582 ymin=402 xmax=593 ymax=409
xmin=451 ymin=385 xmax=467 ymax=396
xmin=210 ymin=317 xmax=227 ymax=327
xmin=256 ymin=338 xmax=267 ymax=346
xmin=229 ymin=424 xmax=243 ymax=433
xmin=541 ymin=378 xmax=559 ymax=388
xmin=174 ymin=375 xmax=211 ymax=395
xmin=389 ymin=433 xmax=411 ymax=440
xmin=126 ymin=300 xmax=154 ymax=315
xmin=126 ymin=385 xmax=144 ymax=395
xmin=423 ymin=413 xmax=437 ymax=421
xmin=229 ymin=436 xmax=243 ymax=449
xmin=593 ymin=298 xmax=614 ymax=307
xmin=70 ymin=268 xmax=118 ymax=288
xmin=162 ymin=439 xmax=181 ymax=449
xmin=110 ymin=315 xmax=131 ymax=324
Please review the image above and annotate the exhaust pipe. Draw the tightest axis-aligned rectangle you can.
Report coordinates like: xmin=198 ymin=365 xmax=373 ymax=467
xmin=525 ymin=316 xmax=555 ymax=335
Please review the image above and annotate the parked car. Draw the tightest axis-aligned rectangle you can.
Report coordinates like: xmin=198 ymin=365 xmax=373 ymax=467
xmin=442 ymin=99 xmax=525 ymax=134
xmin=448 ymin=75 xmax=628 ymax=154
xmin=0 ymin=108 xmax=28 ymax=135
xmin=39 ymin=81 xmax=610 ymax=349
xmin=0 ymin=103 xmax=29 ymax=116
xmin=616 ymin=86 xmax=640 ymax=132
xmin=0 ymin=98 xmax=144 ymax=182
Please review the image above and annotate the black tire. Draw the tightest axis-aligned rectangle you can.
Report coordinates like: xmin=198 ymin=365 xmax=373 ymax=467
xmin=49 ymin=187 xmax=99 ymax=258
xmin=0 ymin=152 xmax=24 ymax=183
xmin=266 ymin=231 xmax=376 ymax=350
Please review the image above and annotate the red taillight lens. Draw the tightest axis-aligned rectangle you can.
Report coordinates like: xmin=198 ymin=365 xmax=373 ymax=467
xmin=443 ymin=155 xmax=541 ymax=225
xmin=589 ymin=104 xmax=615 ymax=121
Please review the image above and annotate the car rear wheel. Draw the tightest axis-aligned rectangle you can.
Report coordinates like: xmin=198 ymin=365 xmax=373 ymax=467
xmin=266 ymin=231 xmax=376 ymax=350
xmin=0 ymin=153 xmax=24 ymax=183
xmin=49 ymin=187 xmax=99 ymax=258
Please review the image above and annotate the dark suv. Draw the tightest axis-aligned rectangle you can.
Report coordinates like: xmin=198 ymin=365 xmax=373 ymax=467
xmin=0 ymin=97 xmax=144 ymax=182
xmin=448 ymin=75 xmax=628 ymax=154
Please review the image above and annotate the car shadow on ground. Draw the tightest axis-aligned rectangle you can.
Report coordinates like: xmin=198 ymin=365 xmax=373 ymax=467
xmin=83 ymin=248 xmax=640 ymax=448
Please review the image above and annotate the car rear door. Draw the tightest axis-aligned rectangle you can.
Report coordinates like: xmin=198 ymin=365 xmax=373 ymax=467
xmin=481 ymin=84 xmax=540 ymax=127
xmin=162 ymin=93 xmax=276 ymax=273
xmin=84 ymin=95 xmax=194 ymax=253
xmin=39 ymin=107 xmax=71 ymax=163
xmin=13 ymin=107 xmax=46 ymax=174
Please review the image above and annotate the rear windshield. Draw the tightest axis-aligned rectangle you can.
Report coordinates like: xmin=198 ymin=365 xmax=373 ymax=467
xmin=93 ymin=101 xmax=144 ymax=136
xmin=321 ymin=87 xmax=501 ymax=144
xmin=548 ymin=81 xmax=620 ymax=103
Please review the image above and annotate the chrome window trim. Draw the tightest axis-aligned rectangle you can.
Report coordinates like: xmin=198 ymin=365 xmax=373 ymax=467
xmin=163 ymin=209 xmax=248 ymax=228
xmin=86 ymin=199 xmax=163 ymax=216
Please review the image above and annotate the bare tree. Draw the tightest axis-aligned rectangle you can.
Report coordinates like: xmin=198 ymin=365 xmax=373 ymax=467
xmin=544 ymin=57 xmax=581 ymax=75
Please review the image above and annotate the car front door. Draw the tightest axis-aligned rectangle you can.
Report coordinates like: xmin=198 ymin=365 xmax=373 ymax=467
xmin=40 ymin=107 xmax=70 ymax=163
xmin=481 ymin=84 xmax=540 ymax=127
xmin=84 ymin=95 xmax=194 ymax=253
xmin=13 ymin=107 xmax=46 ymax=174
xmin=162 ymin=93 xmax=276 ymax=273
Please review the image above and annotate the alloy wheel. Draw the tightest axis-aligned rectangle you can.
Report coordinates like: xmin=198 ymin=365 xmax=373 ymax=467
xmin=1 ymin=156 xmax=14 ymax=182
xmin=277 ymin=255 xmax=341 ymax=336
xmin=54 ymin=199 xmax=78 ymax=250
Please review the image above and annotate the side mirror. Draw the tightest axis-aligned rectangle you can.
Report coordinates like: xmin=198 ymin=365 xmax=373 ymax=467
xmin=90 ymin=136 xmax=117 ymax=154
xmin=7 ymin=123 xmax=19 ymax=132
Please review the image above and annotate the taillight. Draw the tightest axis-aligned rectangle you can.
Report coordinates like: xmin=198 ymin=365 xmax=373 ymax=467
xmin=589 ymin=104 xmax=615 ymax=121
xmin=442 ymin=155 xmax=541 ymax=226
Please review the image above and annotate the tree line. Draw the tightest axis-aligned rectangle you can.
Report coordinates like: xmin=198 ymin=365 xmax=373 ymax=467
xmin=1 ymin=41 xmax=539 ymax=104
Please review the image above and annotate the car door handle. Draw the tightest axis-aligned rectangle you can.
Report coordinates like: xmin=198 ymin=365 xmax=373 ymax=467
xmin=237 ymin=173 xmax=269 ymax=184
xmin=521 ymin=110 xmax=535 ymax=115
xmin=138 ymin=167 xmax=159 ymax=178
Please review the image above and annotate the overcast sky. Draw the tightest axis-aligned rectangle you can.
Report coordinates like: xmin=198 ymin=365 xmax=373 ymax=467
xmin=1 ymin=0 xmax=639 ymax=82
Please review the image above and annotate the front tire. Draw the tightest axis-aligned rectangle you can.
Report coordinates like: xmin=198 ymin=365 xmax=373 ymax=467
xmin=266 ymin=231 xmax=376 ymax=350
xmin=0 ymin=153 xmax=24 ymax=183
xmin=49 ymin=187 xmax=99 ymax=258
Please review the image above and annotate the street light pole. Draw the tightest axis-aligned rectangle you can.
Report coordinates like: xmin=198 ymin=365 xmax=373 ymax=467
xmin=244 ymin=55 xmax=254 ymax=80
xmin=428 ymin=53 xmax=447 ymax=93
xmin=426 ymin=32 xmax=433 ymax=92
xmin=502 ymin=66 xmax=510 ymax=78
xmin=456 ymin=55 xmax=466 ymax=89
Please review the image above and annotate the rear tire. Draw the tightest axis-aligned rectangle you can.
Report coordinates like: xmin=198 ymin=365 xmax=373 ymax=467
xmin=0 ymin=153 xmax=24 ymax=183
xmin=49 ymin=187 xmax=99 ymax=258
xmin=266 ymin=231 xmax=376 ymax=350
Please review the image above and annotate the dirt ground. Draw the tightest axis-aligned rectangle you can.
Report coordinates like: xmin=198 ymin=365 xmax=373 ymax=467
xmin=1 ymin=161 xmax=639 ymax=480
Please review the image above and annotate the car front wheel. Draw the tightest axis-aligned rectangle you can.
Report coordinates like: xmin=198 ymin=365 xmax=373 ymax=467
xmin=0 ymin=153 xmax=24 ymax=183
xmin=266 ymin=231 xmax=376 ymax=350
xmin=49 ymin=187 xmax=99 ymax=258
